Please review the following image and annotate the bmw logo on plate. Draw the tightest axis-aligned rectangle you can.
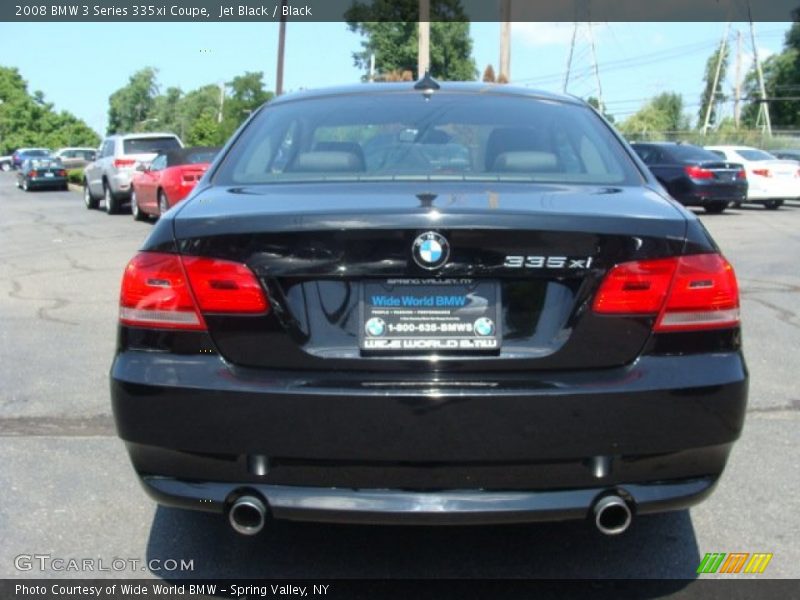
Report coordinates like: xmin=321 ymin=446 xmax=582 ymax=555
xmin=365 ymin=317 xmax=386 ymax=337
xmin=473 ymin=317 xmax=495 ymax=337
xmin=412 ymin=231 xmax=450 ymax=270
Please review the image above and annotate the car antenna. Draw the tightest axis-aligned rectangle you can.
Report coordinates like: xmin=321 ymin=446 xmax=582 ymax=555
xmin=414 ymin=71 xmax=440 ymax=97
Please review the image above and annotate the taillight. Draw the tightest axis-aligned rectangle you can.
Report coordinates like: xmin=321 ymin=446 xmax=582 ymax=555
xmin=736 ymin=169 xmax=747 ymax=180
xmin=684 ymin=165 xmax=715 ymax=180
xmin=119 ymin=252 xmax=268 ymax=330
xmin=181 ymin=256 xmax=269 ymax=313
xmin=57 ymin=169 xmax=67 ymax=177
xmin=28 ymin=170 xmax=37 ymax=177
xmin=752 ymin=168 xmax=771 ymax=177
xmin=114 ymin=158 xmax=136 ymax=169
xmin=593 ymin=254 xmax=740 ymax=332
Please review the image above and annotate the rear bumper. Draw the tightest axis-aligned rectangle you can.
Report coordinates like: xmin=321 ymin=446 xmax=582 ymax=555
xmin=140 ymin=475 xmax=719 ymax=525
xmin=111 ymin=350 xmax=747 ymax=523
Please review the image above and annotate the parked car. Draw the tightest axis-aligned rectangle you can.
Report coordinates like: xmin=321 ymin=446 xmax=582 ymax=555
xmin=11 ymin=148 xmax=52 ymax=170
xmin=704 ymin=145 xmax=800 ymax=209
xmin=631 ymin=142 xmax=746 ymax=214
xmin=0 ymin=155 xmax=12 ymax=171
xmin=83 ymin=133 xmax=183 ymax=214
xmin=770 ymin=148 xmax=800 ymax=162
xmin=15 ymin=157 xmax=68 ymax=191
xmin=131 ymin=146 xmax=220 ymax=221
xmin=111 ymin=82 xmax=747 ymax=537
xmin=53 ymin=147 xmax=97 ymax=170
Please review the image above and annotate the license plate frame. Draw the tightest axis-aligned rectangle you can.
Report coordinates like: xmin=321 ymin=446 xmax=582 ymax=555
xmin=359 ymin=278 xmax=502 ymax=353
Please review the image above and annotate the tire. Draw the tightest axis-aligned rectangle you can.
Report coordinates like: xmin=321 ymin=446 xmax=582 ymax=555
xmin=104 ymin=182 xmax=119 ymax=215
xmin=158 ymin=190 xmax=170 ymax=217
xmin=704 ymin=201 xmax=728 ymax=214
xmin=764 ymin=199 xmax=781 ymax=210
xmin=0 ymin=162 xmax=10 ymax=172
xmin=83 ymin=181 xmax=99 ymax=209
xmin=22 ymin=178 xmax=29 ymax=192
xmin=61 ymin=183 xmax=69 ymax=192
xmin=131 ymin=189 xmax=146 ymax=221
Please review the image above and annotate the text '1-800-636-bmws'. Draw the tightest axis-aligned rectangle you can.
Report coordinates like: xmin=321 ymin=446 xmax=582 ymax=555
xmin=110 ymin=80 xmax=747 ymax=536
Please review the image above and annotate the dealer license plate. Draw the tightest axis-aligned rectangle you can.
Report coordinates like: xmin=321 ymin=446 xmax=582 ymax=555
xmin=360 ymin=279 xmax=501 ymax=352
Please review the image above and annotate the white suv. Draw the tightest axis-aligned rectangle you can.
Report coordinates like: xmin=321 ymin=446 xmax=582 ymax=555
xmin=84 ymin=133 xmax=183 ymax=214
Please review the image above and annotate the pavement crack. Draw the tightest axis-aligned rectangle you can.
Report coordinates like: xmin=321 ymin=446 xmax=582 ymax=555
xmin=748 ymin=399 xmax=800 ymax=414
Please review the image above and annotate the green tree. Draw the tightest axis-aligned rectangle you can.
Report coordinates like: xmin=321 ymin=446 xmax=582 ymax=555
xmin=186 ymin=111 xmax=222 ymax=146
xmin=619 ymin=92 xmax=689 ymax=139
xmin=107 ymin=67 xmax=159 ymax=134
xmin=220 ymin=72 xmax=273 ymax=139
xmin=698 ymin=44 xmax=730 ymax=128
xmin=0 ymin=66 xmax=99 ymax=153
xmin=586 ymin=96 xmax=615 ymax=124
xmin=346 ymin=1 xmax=477 ymax=81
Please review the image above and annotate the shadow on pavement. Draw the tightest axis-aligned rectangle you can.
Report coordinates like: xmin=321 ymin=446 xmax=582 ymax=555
xmin=145 ymin=505 xmax=700 ymax=582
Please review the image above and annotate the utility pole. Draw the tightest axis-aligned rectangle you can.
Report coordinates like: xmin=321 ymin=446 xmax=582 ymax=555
xmin=588 ymin=22 xmax=602 ymax=108
xmin=563 ymin=22 xmax=578 ymax=93
xmin=749 ymin=20 xmax=772 ymax=136
xmin=418 ymin=0 xmax=430 ymax=79
xmin=734 ymin=29 xmax=742 ymax=128
xmin=369 ymin=53 xmax=375 ymax=83
xmin=275 ymin=0 xmax=287 ymax=95
xmin=499 ymin=0 xmax=511 ymax=82
xmin=702 ymin=22 xmax=730 ymax=136
xmin=218 ymin=82 xmax=225 ymax=124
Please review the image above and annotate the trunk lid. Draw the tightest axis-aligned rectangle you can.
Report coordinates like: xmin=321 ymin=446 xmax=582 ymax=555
xmin=172 ymin=183 xmax=687 ymax=372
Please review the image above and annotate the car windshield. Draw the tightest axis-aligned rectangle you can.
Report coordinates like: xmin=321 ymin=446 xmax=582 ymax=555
xmin=214 ymin=91 xmax=640 ymax=186
xmin=24 ymin=150 xmax=50 ymax=157
xmin=665 ymin=145 xmax=722 ymax=162
xmin=123 ymin=137 xmax=182 ymax=155
xmin=735 ymin=148 xmax=775 ymax=161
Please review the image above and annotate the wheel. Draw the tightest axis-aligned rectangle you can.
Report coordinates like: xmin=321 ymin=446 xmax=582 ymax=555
xmin=83 ymin=181 xmax=99 ymax=209
xmin=1 ymin=162 xmax=10 ymax=172
xmin=104 ymin=182 xmax=120 ymax=215
xmin=22 ymin=178 xmax=29 ymax=192
xmin=704 ymin=201 xmax=728 ymax=214
xmin=732 ymin=202 xmax=741 ymax=208
xmin=764 ymin=199 xmax=781 ymax=210
xmin=131 ymin=189 xmax=146 ymax=221
xmin=158 ymin=190 xmax=170 ymax=217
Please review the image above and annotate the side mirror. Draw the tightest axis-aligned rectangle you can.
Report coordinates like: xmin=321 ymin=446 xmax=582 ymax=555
xmin=135 ymin=162 xmax=148 ymax=172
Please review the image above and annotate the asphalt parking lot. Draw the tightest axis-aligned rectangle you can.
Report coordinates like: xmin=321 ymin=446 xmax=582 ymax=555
xmin=0 ymin=171 xmax=798 ymax=583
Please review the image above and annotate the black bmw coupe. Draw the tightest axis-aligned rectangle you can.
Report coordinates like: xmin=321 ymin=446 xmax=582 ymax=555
xmin=111 ymin=80 xmax=747 ymax=536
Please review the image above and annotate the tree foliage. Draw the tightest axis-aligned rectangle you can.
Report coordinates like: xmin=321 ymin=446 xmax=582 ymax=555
xmin=619 ymin=92 xmax=689 ymax=139
xmin=698 ymin=44 xmax=730 ymax=128
xmin=346 ymin=1 xmax=477 ymax=81
xmin=107 ymin=67 xmax=160 ymax=134
xmin=105 ymin=69 xmax=273 ymax=145
xmin=0 ymin=66 xmax=99 ymax=154
xmin=740 ymin=23 xmax=800 ymax=128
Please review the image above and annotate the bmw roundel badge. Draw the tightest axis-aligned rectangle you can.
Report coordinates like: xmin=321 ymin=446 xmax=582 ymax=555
xmin=412 ymin=231 xmax=450 ymax=270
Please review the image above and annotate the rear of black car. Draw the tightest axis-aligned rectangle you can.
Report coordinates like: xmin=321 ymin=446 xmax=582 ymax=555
xmin=631 ymin=142 xmax=747 ymax=213
xmin=111 ymin=85 xmax=747 ymax=535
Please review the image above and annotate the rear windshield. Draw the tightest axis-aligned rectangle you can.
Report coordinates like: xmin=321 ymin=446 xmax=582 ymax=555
xmin=123 ymin=137 xmax=181 ymax=155
xmin=735 ymin=149 xmax=775 ymax=161
xmin=24 ymin=150 xmax=50 ymax=157
xmin=214 ymin=92 xmax=640 ymax=186
xmin=664 ymin=145 xmax=722 ymax=162
xmin=184 ymin=150 xmax=218 ymax=164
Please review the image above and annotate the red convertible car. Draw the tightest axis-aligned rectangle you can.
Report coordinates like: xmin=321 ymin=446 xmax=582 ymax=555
xmin=131 ymin=146 xmax=220 ymax=220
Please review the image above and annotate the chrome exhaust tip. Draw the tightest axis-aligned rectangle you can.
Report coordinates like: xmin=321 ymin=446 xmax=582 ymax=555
xmin=593 ymin=494 xmax=632 ymax=535
xmin=228 ymin=494 xmax=267 ymax=536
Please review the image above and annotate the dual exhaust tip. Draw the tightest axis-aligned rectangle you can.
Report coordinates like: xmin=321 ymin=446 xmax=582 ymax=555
xmin=228 ymin=494 xmax=268 ymax=536
xmin=227 ymin=491 xmax=633 ymax=536
xmin=593 ymin=494 xmax=633 ymax=535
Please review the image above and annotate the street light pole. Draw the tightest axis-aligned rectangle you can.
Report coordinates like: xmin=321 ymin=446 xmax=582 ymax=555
xmin=418 ymin=0 xmax=430 ymax=79
xmin=276 ymin=0 xmax=287 ymax=95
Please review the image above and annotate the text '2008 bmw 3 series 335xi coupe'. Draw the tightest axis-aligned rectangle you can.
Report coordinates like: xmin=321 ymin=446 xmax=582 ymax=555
xmin=111 ymin=80 xmax=747 ymax=536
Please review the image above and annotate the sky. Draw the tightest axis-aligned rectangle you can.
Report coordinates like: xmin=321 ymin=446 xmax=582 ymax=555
xmin=0 ymin=21 xmax=791 ymax=136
